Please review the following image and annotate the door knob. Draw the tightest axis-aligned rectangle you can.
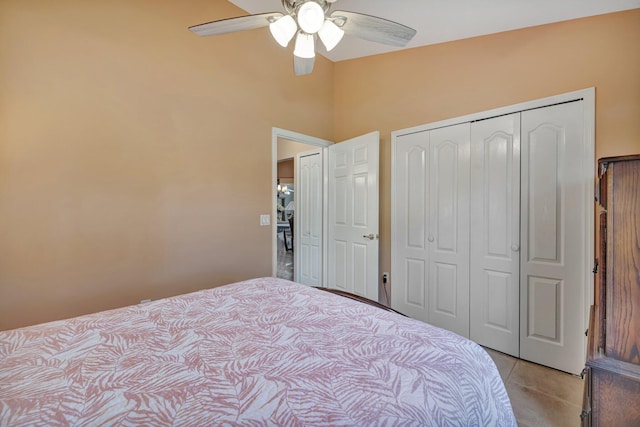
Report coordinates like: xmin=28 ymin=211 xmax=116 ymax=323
xmin=511 ymin=244 xmax=520 ymax=252
xmin=428 ymin=235 xmax=435 ymax=242
xmin=363 ymin=233 xmax=378 ymax=240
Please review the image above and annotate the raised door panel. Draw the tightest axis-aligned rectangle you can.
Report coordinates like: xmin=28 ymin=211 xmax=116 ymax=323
xmin=427 ymin=123 xmax=470 ymax=337
xmin=470 ymin=114 xmax=520 ymax=356
xmin=591 ymin=368 xmax=640 ymax=426
xmin=526 ymin=277 xmax=562 ymax=343
xmin=332 ymin=239 xmax=347 ymax=288
xmin=330 ymin=172 xmax=350 ymax=291
xmin=391 ymin=131 xmax=430 ymax=321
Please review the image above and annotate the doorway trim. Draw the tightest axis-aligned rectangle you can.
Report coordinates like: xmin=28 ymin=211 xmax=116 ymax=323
xmin=272 ymin=127 xmax=333 ymax=278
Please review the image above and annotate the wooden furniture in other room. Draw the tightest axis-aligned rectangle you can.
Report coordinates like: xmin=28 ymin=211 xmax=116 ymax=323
xmin=581 ymin=154 xmax=640 ymax=426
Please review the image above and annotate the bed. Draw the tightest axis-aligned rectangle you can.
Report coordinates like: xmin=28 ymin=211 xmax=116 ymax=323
xmin=0 ymin=277 xmax=516 ymax=426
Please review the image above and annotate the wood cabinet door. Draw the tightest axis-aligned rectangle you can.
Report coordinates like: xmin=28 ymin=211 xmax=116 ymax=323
xmin=605 ymin=159 xmax=640 ymax=364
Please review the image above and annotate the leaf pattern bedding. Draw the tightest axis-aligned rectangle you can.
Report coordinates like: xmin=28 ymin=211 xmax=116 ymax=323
xmin=0 ymin=277 xmax=516 ymax=426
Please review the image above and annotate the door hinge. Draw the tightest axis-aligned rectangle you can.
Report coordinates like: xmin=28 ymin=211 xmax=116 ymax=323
xmin=580 ymin=409 xmax=591 ymax=421
xmin=580 ymin=368 xmax=589 ymax=379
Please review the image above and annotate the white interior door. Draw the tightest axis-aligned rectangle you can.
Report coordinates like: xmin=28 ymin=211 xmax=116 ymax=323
xmin=295 ymin=149 xmax=323 ymax=286
xmin=520 ymin=101 xmax=586 ymax=375
xmin=427 ymin=124 xmax=471 ymax=337
xmin=470 ymin=114 xmax=521 ymax=357
xmin=327 ymin=132 xmax=379 ymax=300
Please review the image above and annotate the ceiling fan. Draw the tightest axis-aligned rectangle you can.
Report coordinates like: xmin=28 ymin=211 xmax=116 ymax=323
xmin=189 ymin=0 xmax=417 ymax=76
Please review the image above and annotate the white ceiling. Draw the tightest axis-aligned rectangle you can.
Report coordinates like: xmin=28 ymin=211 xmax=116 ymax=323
xmin=227 ymin=0 xmax=640 ymax=62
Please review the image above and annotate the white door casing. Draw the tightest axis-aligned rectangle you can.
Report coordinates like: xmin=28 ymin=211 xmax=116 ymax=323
xmin=391 ymin=123 xmax=470 ymax=338
xmin=520 ymin=101 xmax=587 ymax=375
xmin=295 ymin=149 xmax=323 ymax=286
xmin=327 ymin=132 xmax=380 ymax=300
xmin=470 ymin=114 xmax=521 ymax=357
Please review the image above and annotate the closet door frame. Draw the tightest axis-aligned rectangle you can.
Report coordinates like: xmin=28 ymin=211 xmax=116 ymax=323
xmin=391 ymin=88 xmax=595 ymax=346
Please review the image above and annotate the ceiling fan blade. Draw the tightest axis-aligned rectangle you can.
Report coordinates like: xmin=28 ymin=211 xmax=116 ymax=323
xmin=189 ymin=12 xmax=283 ymax=37
xmin=294 ymin=55 xmax=315 ymax=76
xmin=330 ymin=11 xmax=416 ymax=47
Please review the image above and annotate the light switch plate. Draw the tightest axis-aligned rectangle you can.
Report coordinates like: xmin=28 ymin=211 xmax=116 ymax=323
xmin=260 ymin=214 xmax=270 ymax=226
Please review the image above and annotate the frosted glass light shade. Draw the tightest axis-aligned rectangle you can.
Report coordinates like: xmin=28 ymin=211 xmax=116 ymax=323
xmin=297 ymin=2 xmax=324 ymax=34
xmin=318 ymin=19 xmax=344 ymax=51
xmin=269 ymin=15 xmax=297 ymax=47
xmin=294 ymin=32 xmax=315 ymax=58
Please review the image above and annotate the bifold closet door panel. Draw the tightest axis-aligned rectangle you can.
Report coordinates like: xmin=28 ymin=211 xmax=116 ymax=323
xmin=469 ymin=114 xmax=521 ymax=357
xmin=391 ymin=122 xmax=470 ymax=337
xmin=519 ymin=101 xmax=587 ymax=375
xmin=391 ymin=131 xmax=430 ymax=322
xmin=427 ymin=124 xmax=471 ymax=338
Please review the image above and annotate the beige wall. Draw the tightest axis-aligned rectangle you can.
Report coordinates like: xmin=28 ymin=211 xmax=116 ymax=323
xmin=277 ymin=160 xmax=294 ymax=182
xmin=0 ymin=0 xmax=334 ymax=330
xmin=334 ymin=9 xmax=640 ymax=297
xmin=1 ymin=2 xmax=638 ymax=330
xmin=277 ymin=138 xmax=312 ymax=185
xmin=277 ymin=139 xmax=312 ymax=162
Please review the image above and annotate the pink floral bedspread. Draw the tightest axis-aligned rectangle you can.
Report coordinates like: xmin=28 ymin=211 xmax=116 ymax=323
xmin=0 ymin=277 xmax=516 ymax=426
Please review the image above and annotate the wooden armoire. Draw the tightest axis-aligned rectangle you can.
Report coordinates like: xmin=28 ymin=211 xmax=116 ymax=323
xmin=582 ymin=155 xmax=640 ymax=426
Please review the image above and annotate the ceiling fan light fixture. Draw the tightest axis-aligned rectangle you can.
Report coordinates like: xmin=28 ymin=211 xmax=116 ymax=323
xmin=296 ymin=1 xmax=325 ymax=34
xmin=318 ymin=19 xmax=344 ymax=51
xmin=189 ymin=2 xmax=417 ymax=77
xmin=269 ymin=14 xmax=297 ymax=47
xmin=293 ymin=32 xmax=315 ymax=59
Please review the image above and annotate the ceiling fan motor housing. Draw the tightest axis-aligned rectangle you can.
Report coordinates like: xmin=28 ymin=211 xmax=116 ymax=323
xmin=282 ymin=0 xmax=333 ymax=25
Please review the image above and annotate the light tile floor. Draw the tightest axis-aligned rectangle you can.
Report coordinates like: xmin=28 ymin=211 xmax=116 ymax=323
xmin=276 ymin=234 xmax=293 ymax=280
xmin=484 ymin=348 xmax=584 ymax=427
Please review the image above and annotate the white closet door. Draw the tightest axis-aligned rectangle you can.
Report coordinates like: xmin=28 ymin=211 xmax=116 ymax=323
xmin=520 ymin=101 xmax=586 ymax=375
xmin=391 ymin=124 xmax=470 ymax=336
xmin=391 ymin=131 xmax=430 ymax=322
xmin=470 ymin=114 xmax=521 ymax=357
xmin=295 ymin=149 xmax=323 ymax=286
xmin=427 ymin=124 xmax=471 ymax=337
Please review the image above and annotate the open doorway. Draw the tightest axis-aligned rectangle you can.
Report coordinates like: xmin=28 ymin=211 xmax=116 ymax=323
xmin=275 ymin=157 xmax=295 ymax=280
xmin=272 ymin=128 xmax=332 ymax=282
